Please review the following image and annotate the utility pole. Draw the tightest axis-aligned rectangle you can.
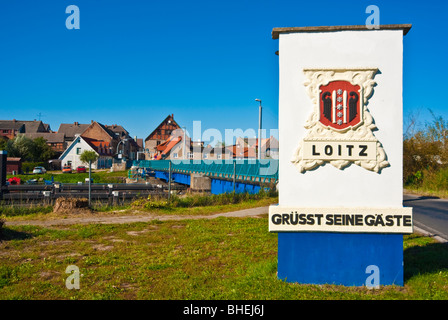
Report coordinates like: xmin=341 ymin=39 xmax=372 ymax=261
xmin=168 ymin=161 xmax=172 ymax=200
xmin=182 ymin=127 xmax=186 ymax=160
xmin=255 ymin=99 xmax=262 ymax=160
xmin=233 ymin=160 xmax=236 ymax=193
xmin=0 ymin=150 xmax=6 ymax=200
xmin=88 ymin=160 xmax=92 ymax=207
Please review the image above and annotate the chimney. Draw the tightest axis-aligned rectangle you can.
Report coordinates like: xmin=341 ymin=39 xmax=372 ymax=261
xmin=74 ymin=122 xmax=78 ymax=126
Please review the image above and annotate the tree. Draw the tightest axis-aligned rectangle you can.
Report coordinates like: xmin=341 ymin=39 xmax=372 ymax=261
xmin=403 ymin=110 xmax=448 ymax=185
xmin=0 ymin=136 xmax=7 ymax=150
xmin=79 ymin=150 xmax=99 ymax=165
xmin=32 ymin=137 xmax=55 ymax=162
xmin=9 ymin=135 xmax=34 ymax=161
xmin=0 ymin=135 xmax=55 ymax=163
xmin=79 ymin=150 xmax=99 ymax=207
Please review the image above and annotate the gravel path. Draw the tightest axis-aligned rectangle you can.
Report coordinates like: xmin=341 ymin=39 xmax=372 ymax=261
xmin=4 ymin=206 xmax=270 ymax=227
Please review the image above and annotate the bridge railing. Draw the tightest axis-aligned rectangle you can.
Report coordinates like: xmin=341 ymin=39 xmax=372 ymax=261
xmin=132 ymin=159 xmax=279 ymax=183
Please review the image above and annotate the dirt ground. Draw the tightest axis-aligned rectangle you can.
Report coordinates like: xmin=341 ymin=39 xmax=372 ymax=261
xmin=4 ymin=206 xmax=270 ymax=227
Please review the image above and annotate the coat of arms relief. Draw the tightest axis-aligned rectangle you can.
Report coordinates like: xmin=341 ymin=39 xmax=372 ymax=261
xmin=291 ymin=68 xmax=389 ymax=173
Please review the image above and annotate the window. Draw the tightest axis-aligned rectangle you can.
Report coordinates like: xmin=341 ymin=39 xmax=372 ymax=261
xmin=76 ymin=147 xmax=81 ymax=155
xmin=217 ymin=154 xmax=222 ymax=160
xmin=187 ymin=152 xmax=194 ymax=159
xmin=172 ymin=153 xmax=178 ymax=159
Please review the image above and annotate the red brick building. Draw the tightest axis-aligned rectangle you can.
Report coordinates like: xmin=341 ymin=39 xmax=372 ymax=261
xmin=6 ymin=157 xmax=21 ymax=174
xmin=144 ymin=114 xmax=181 ymax=159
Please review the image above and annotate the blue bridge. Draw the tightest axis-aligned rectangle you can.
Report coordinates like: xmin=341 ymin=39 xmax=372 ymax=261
xmin=129 ymin=159 xmax=279 ymax=195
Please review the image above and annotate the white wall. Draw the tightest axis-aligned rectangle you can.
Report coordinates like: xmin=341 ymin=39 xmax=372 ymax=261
xmin=61 ymin=138 xmax=99 ymax=169
xmin=278 ymin=30 xmax=404 ymax=207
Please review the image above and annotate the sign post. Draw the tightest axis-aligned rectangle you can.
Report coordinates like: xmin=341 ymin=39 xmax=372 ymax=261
xmin=270 ymin=24 xmax=412 ymax=286
xmin=0 ymin=150 xmax=6 ymax=200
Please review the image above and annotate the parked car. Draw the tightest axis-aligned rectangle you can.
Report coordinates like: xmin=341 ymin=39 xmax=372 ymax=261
xmin=76 ymin=166 xmax=86 ymax=173
xmin=62 ymin=165 xmax=72 ymax=173
xmin=32 ymin=166 xmax=46 ymax=174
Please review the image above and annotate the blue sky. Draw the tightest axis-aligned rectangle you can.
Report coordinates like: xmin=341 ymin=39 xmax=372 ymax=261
xmin=0 ymin=0 xmax=446 ymax=145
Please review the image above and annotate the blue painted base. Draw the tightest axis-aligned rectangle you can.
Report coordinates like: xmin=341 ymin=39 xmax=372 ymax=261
xmin=154 ymin=171 xmax=191 ymax=185
xmin=278 ymin=232 xmax=404 ymax=286
xmin=210 ymin=179 xmax=261 ymax=195
xmin=154 ymin=170 xmax=262 ymax=195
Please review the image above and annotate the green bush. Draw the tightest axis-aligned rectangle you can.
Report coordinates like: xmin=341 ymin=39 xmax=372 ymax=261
xmin=21 ymin=162 xmax=47 ymax=173
xmin=404 ymin=111 xmax=448 ymax=186
xmin=419 ymin=167 xmax=448 ymax=191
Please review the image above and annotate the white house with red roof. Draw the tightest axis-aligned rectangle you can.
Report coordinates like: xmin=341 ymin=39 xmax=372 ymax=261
xmin=58 ymin=135 xmax=113 ymax=169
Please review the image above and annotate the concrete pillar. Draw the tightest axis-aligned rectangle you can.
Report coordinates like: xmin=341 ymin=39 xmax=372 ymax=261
xmin=269 ymin=24 xmax=413 ymax=286
xmin=0 ymin=150 xmax=7 ymax=199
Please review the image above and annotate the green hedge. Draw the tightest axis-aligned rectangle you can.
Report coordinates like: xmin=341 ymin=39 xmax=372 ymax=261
xmin=21 ymin=162 xmax=47 ymax=173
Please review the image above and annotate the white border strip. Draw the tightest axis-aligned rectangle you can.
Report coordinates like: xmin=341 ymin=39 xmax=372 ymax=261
xmin=269 ymin=205 xmax=413 ymax=233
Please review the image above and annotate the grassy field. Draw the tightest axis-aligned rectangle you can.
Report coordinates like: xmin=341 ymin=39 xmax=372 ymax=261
xmin=7 ymin=170 xmax=128 ymax=184
xmin=0 ymin=191 xmax=278 ymax=221
xmin=1 ymin=212 xmax=448 ymax=300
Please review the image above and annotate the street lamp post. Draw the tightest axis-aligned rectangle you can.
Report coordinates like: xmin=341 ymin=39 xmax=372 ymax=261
xmin=182 ymin=126 xmax=186 ymax=160
xmin=255 ymin=99 xmax=262 ymax=160
xmin=116 ymin=139 xmax=128 ymax=162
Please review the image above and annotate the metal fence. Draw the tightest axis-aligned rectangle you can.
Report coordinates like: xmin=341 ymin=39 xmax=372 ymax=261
xmin=0 ymin=183 xmax=186 ymax=205
xmin=131 ymin=159 xmax=279 ymax=183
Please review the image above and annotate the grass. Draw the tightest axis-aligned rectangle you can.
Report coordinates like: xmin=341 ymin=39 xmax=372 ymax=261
xmin=0 ymin=204 xmax=54 ymax=217
xmin=0 ymin=215 xmax=447 ymax=300
xmin=6 ymin=170 xmax=128 ymax=184
xmin=0 ymin=190 xmax=279 ymax=221
xmin=130 ymin=190 xmax=278 ymax=216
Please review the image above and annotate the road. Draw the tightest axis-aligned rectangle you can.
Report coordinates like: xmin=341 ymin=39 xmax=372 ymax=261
xmin=404 ymin=193 xmax=448 ymax=242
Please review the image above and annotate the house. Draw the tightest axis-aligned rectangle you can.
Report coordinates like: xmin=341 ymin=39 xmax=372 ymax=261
xmin=153 ymin=134 xmax=183 ymax=160
xmin=0 ymin=121 xmax=25 ymax=140
xmin=144 ymin=114 xmax=181 ymax=159
xmin=58 ymin=135 xmax=113 ymax=169
xmin=144 ymin=114 xmax=209 ymax=160
xmin=234 ymin=136 xmax=279 ymax=159
xmin=104 ymin=124 xmax=142 ymax=160
xmin=81 ymin=121 xmax=118 ymax=151
xmin=57 ymin=122 xmax=90 ymax=144
xmin=151 ymin=132 xmax=210 ymax=161
xmin=262 ymin=136 xmax=279 ymax=159
xmin=105 ymin=124 xmax=129 ymax=140
xmin=201 ymin=145 xmax=232 ymax=160
xmin=21 ymin=132 xmax=66 ymax=155
xmin=0 ymin=119 xmax=50 ymax=140
xmin=6 ymin=157 xmax=21 ymax=174
xmin=81 ymin=121 xmax=141 ymax=161
xmin=19 ymin=120 xmax=50 ymax=133
xmin=227 ymin=144 xmax=257 ymax=159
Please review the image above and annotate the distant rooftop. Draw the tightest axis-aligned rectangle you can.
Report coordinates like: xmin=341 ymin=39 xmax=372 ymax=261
xmin=272 ymin=24 xmax=412 ymax=39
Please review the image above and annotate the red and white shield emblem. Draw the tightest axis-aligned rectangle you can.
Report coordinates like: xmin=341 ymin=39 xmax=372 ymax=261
xmin=319 ymin=80 xmax=362 ymax=131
